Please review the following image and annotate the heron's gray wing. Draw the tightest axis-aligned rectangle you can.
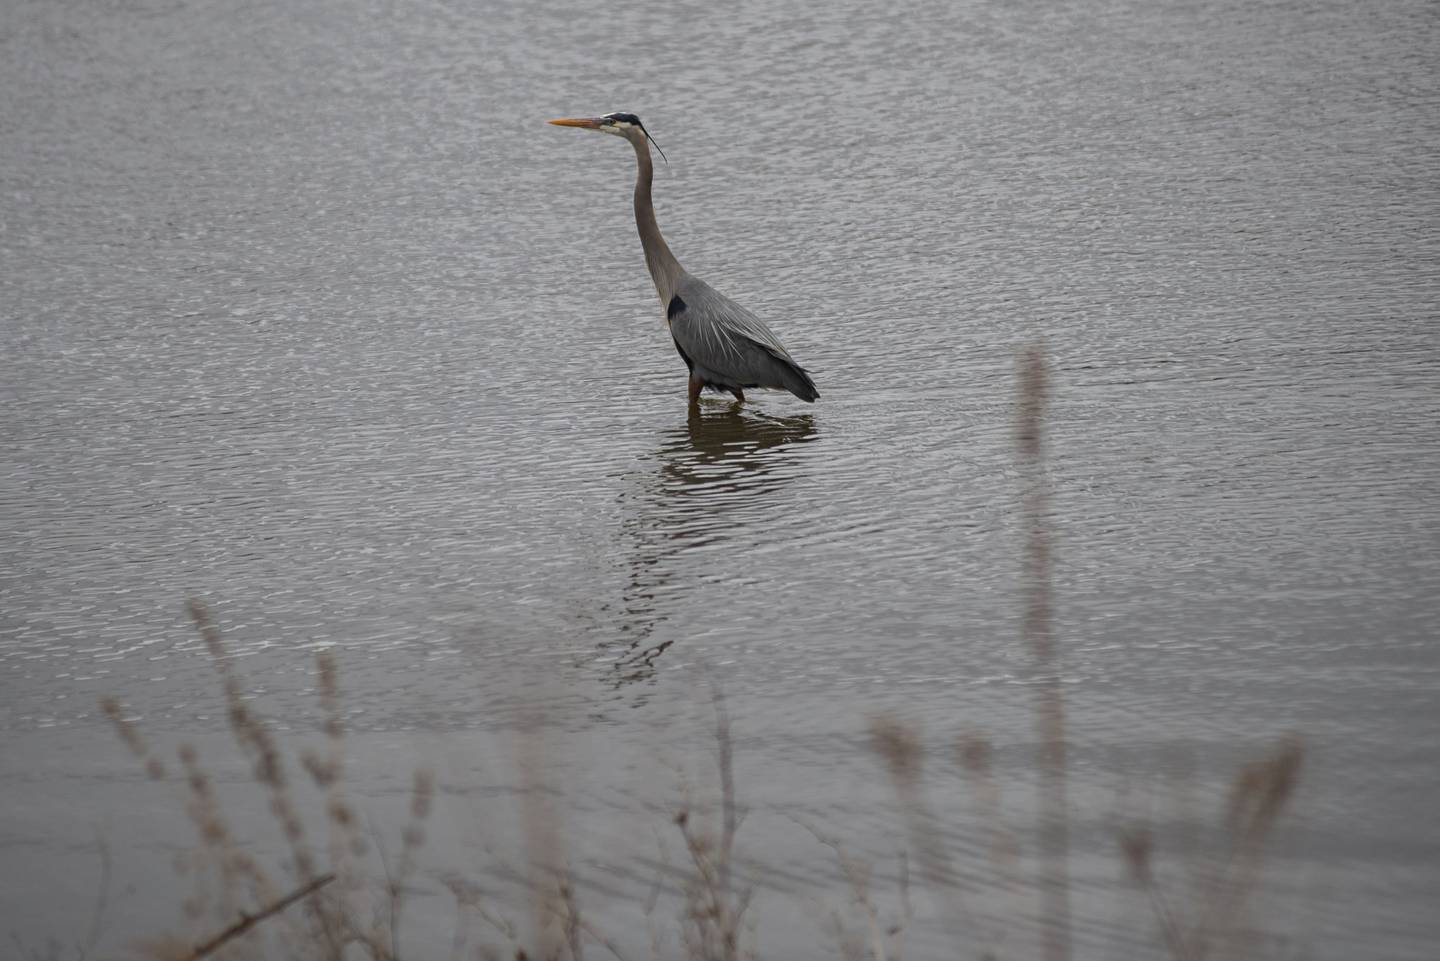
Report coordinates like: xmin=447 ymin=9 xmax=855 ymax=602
xmin=668 ymin=279 xmax=819 ymax=401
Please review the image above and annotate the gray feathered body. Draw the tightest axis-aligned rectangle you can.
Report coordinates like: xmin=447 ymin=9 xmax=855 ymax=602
xmin=666 ymin=276 xmax=819 ymax=402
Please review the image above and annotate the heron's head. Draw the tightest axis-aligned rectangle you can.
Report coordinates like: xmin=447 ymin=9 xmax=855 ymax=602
xmin=548 ymin=111 xmax=666 ymax=162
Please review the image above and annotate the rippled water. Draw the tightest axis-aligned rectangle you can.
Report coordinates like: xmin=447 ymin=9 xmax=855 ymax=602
xmin=3 ymin=0 xmax=1438 ymax=956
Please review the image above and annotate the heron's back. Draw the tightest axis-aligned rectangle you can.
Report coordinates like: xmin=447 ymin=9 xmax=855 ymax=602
xmin=668 ymin=276 xmax=819 ymax=402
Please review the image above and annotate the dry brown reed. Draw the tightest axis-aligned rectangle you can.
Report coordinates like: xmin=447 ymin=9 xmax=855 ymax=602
xmin=101 ymin=605 xmax=453 ymax=961
xmin=673 ymin=686 xmax=754 ymax=961
xmin=104 ymin=613 xmax=657 ymax=961
xmin=175 ymin=738 xmax=280 ymax=934
xmin=187 ymin=598 xmax=344 ymax=958
xmin=797 ymin=820 xmax=913 ymax=961
xmin=955 ymin=734 xmax=1021 ymax=895
xmin=371 ymin=767 xmax=437 ymax=961
xmin=1016 ymin=343 xmax=1072 ymax=961
xmin=513 ymin=704 xmax=578 ymax=961
xmin=102 ymin=697 xmax=168 ymax=783
xmin=300 ymin=649 xmax=376 ymax=954
xmin=106 ymin=672 xmax=294 ymax=954
xmin=866 ymin=713 xmax=991 ymax=956
xmin=185 ymin=873 xmax=335 ymax=961
xmin=1120 ymin=736 xmax=1305 ymax=961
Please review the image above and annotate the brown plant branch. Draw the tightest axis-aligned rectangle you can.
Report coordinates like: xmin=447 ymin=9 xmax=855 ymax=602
xmin=184 ymin=872 xmax=335 ymax=960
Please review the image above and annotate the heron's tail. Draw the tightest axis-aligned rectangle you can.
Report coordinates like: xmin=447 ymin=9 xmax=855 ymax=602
xmin=780 ymin=361 xmax=819 ymax=403
xmin=746 ymin=335 xmax=820 ymax=402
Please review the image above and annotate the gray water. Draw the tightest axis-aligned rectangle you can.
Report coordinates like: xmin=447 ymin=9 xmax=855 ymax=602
xmin=3 ymin=0 xmax=1438 ymax=956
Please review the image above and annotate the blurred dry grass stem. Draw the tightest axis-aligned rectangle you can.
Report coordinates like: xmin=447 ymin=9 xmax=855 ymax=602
xmin=187 ymin=598 xmax=343 ymax=958
xmin=799 ymin=821 xmax=913 ymax=961
xmin=955 ymin=734 xmax=1021 ymax=893
xmin=674 ymin=685 xmax=755 ymax=961
xmin=867 ymin=714 xmax=982 ymax=952
xmin=103 ymin=603 xmax=454 ymax=961
xmin=1119 ymin=736 xmax=1304 ymax=961
xmin=102 ymin=696 xmax=167 ymax=781
xmin=1015 ymin=343 xmax=1071 ymax=961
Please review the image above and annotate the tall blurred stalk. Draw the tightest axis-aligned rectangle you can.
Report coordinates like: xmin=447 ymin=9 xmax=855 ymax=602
xmin=1016 ymin=344 xmax=1071 ymax=961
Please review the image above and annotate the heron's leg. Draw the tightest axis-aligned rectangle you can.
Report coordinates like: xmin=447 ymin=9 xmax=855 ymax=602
xmin=688 ymin=373 xmax=704 ymax=405
xmin=731 ymin=386 xmax=746 ymax=404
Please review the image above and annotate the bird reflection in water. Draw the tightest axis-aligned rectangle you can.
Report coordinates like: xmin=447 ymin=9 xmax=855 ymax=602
xmin=607 ymin=406 xmax=818 ymax=685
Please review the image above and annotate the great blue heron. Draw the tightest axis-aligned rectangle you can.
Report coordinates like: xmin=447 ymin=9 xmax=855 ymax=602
xmin=549 ymin=112 xmax=819 ymax=406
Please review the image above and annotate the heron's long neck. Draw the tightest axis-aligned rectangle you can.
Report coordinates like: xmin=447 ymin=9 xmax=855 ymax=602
xmin=632 ymin=136 xmax=683 ymax=304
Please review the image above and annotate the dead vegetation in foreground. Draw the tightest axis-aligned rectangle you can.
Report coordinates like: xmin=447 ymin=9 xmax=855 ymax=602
xmin=63 ymin=348 xmax=1303 ymax=961
xmin=87 ymin=616 xmax=1304 ymax=961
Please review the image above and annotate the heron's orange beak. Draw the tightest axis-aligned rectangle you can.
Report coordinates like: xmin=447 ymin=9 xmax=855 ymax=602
xmin=548 ymin=117 xmax=602 ymax=128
